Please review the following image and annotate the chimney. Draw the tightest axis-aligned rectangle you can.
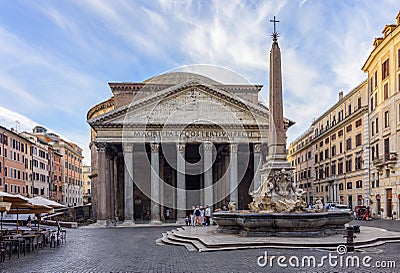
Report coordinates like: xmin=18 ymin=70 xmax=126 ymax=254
xmin=339 ymin=91 xmax=344 ymax=101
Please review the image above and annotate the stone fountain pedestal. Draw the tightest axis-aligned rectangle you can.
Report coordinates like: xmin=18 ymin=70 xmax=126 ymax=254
xmin=212 ymin=210 xmax=353 ymax=237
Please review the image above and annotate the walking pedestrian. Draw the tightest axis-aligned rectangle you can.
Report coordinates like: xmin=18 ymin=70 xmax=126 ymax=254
xmin=205 ymin=205 xmax=211 ymax=226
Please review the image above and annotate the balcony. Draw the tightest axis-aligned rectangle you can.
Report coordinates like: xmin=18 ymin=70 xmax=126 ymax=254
xmin=373 ymin=152 xmax=398 ymax=173
xmin=386 ymin=152 xmax=398 ymax=170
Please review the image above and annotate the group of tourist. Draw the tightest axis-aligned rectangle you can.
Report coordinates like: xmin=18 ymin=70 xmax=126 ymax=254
xmin=185 ymin=205 xmax=211 ymax=226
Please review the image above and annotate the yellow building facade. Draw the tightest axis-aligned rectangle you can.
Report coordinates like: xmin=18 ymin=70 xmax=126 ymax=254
xmin=290 ymin=12 xmax=400 ymax=219
xmin=289 ymin=82 xmax=369 ymax=209
xmin=362 ymin=12 xmax=400 ymax=218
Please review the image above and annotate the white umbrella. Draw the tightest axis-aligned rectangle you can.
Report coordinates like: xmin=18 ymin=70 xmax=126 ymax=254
xmin=0 ymin=192 xmax=33 ymax=234
xmin=0 ymin=201 xmax=12 ymax=232
xmin=30 ymin=196 xmax=66 ymax=209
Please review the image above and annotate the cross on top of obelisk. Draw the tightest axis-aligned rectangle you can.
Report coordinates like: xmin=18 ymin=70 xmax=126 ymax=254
xmin=270 ymin=16 xmax=279 ymax=41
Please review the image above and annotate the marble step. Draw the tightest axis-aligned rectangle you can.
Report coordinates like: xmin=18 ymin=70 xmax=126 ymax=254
xmin=167 ymin=230 xmax=207 ymax=251
xmin=161 ymin=231 xmax=198 ymax=252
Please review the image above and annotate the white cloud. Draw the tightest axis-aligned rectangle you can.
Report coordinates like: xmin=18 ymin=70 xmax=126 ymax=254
xmin=0 ymin=106 xmax=90 ymax=165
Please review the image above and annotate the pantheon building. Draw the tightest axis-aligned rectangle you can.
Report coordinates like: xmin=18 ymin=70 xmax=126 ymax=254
xmin=87 ymin=71 xmax=293 ymax=225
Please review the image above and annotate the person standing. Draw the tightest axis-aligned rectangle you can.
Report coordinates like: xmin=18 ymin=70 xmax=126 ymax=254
xmin=200 ymin=206 xmax=205 ymax=226
xmin=205 ymin=205 xmax=211 ymax=226
xmin=193 ymin=206 xmax=201 ymax=226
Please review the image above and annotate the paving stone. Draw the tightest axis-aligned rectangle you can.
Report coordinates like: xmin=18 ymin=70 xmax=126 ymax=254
xmin=0 ymin=221 xmax=398 ymax=272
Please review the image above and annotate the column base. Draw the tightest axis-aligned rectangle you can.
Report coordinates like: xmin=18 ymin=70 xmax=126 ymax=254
xmin=119 ymin=220 xmax=135 ymax=226
xmin=150 ymin=220 xmax=162 ymax=225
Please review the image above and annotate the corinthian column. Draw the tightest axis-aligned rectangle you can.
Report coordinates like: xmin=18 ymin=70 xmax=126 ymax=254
xmin=176 ymin=143 xmax=186 ymax=223
xmin=95 ymin=142 xmax=107 ymax=225
xmin=203 ymin=142 xmax=213 ymax=207
xmin=253 ymin=143 xmax=261 ymax=192
xmin=123 ymin=143 xmax=135 ymax=225
xmin=229 ymin=143 xmax=238 ymax=205
xmin=150 ymin=143 xmax=161 ymax=224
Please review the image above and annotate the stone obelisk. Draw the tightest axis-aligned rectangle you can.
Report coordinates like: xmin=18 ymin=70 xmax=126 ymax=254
xmin=264 ymin=17 xmax=291 ymax=170
xmin=249 ymin=17 xmax=300 ymax=211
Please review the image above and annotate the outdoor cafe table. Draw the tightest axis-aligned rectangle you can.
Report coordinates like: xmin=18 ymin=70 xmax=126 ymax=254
xmin=2 ymin=237 xmax=26 ymax=258
xmin=38 ymin=230 xmax=51 ymax=245
xmin=22 ymin=234 xmax=38 ymax=252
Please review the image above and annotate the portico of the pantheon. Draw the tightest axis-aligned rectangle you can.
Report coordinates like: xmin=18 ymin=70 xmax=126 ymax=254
xmin=87 ymin=72 xmax=293 ymax=225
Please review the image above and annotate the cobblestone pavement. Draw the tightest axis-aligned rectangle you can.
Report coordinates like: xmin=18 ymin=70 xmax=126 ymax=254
xmin=0 ymin=220 xmax=399 ymax=273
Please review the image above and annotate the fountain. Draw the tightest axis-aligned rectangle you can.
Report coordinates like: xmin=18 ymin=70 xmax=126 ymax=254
xmin=212 ymin=19 xmax=353 ymax=237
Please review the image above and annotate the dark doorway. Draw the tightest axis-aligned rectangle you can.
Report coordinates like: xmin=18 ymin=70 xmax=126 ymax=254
xmin=386 ymin=188 xmax=392 ymax=218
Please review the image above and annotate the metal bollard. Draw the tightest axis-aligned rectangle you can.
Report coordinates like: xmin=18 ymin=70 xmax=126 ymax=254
xmin=343 ymin=226 xmax=356 ymax=252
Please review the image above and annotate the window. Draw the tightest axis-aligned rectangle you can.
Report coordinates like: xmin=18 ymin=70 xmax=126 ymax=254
xmin=357 ymin=97 xmax=361 ymax=109
xmin=384 ymin=83 xmax=389 ymax=100
xmin=338 ymin=110 xmax=343 ymax=122
xmin=374 ymin=71 xmax=378 ymax=87
xmin=374 ymin=92 xmax=378 ymax=107
xmin=339 ymin=142 xmax=343 ymax=154
xmin=397 ymin=48 xmax=400 ymax=69
xmin=325 ymin=149 xmax=329 ymax=159
xmin=346 ymin=125 xmax=352 ymax=132
xmin=355 ymin=133 xmax=362 ymax=147
xmin=371 ymin=97 xmax=374 ymax=111
xmin=331 ymin=145 xmax=336 ymax=157
xmin=346 ymin=138 xmax=352 ymax=150
xmin=398 ymin=74 xmax=400 ymax=91
xmin=369 ymin=76 xmax=373 ymax=93
xmin=384 ymin=138 xmax=390 ymax=161
xmin=355 ymin=119 xmax=362 ymax=128
xmin=331 ymin=162 xmax=336 ymax=175
xmin=319 ymin=151 xmax=323 ymax=161
xmin=325 ymin=138 xmax=329 ymax=144
xmin=347 ymin=182 xmax=352 ymax=190
xmin=382 ymin=59 xmax=389 ymax=80
xmin=339 ymin=183 xmax=344 ymax=190
xmin=338 ymin=161 xmax=343 ymax=174
xmin=375 ymin=117 xmax=379 ymax=134
xmin=371 ymin=121 xmax=375 ymax=136
xmin=346 ymin=158 xmax=352 ymax=172
xmin=338 ymin=130 xmax=343 ymax=137
xmin=319 ymin=141 xmax=323 ymax=147
xmin=384 ymin=111 xmax=389 ymax=128
xmin=331 ymin=134 xmax=336 ymax=141
xmin=355 ymin=155 xmax=362 ymax=170
xmin=348 ymin=104 xmax=352 ymax=116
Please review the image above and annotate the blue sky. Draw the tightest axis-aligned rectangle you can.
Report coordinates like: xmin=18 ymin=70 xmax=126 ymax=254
xmin=0 ymin=0 xmax=398 ymax=164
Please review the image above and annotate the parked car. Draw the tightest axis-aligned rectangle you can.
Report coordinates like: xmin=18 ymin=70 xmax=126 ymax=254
xmin=325 ymin=203 xmax=352 ymax=212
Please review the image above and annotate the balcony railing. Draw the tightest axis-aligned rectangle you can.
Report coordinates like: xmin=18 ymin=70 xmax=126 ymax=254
xmin=373 ymin=152 xmax=398 ymax=173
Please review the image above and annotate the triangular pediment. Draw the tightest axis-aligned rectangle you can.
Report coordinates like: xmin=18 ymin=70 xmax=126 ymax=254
xmin=89 ymin=80 xmax=270 ymax=128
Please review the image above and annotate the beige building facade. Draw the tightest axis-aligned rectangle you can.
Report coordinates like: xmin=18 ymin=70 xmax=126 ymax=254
xmin=20 ymin=132 xmax=51 ymax=198
xmin=362 ymin=12 xmax=400 ymax=218
xmin=83 ymin=165 xmax=92 ymax=204
xmin=289 ymin=82 xmax=369 ymax=209
xmin=290 ymin=12 xmax=400 ymax=219
xmin=33 ymin=126 xmax=84 ymax=207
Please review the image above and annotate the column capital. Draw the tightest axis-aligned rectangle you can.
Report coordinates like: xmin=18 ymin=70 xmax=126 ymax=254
xmin=124 ymin=143 xmax=134 ymax=153
xmin=230 ymin=143 xmax=238 ymax=153
xmin=95 ymin=142 xmax=107 ymax=152
xmin=204 ymin=142 xmax=213 ymax=151
xmin=177 ymin=143 xmax=185 ymax=153
xmin=253 ymin=143 xmax=261 ymax=153
xmin=150 ymin=143 xmax=159 ymax=153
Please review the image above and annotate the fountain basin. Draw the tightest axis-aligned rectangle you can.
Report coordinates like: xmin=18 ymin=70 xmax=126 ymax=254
xmin=213 ymin=210 xmax=353 ymax=237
